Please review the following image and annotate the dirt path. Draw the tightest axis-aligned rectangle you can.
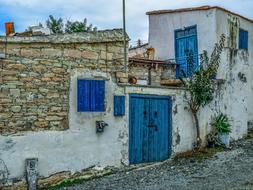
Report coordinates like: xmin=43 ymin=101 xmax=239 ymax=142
xmin=61 ymin=137 xmax=253 ymax=190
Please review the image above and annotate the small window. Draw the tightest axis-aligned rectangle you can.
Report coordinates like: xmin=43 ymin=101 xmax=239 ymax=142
xmin=77 ymin=79 xmax=105 ymax=112
xmin=239 ymin=28 xmax=248 ymax=50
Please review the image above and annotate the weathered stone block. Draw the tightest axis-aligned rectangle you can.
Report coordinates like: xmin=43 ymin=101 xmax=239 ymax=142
xmin=55 ymin=112 xmax=67 ymax=116
xmin=41 ymin=48 xmax=62 ymax=57
xmin=41 ymin=77 xmax=51 ymax=82
xmin=47 ymin=93 xmax=60 ymax=99
xmin=0 ymin=91 xmax=9 ymax=98
xmin=0 ymin=99 xmax=12 ymax=103
xmin=10 ymin=89 xmax=20 ymax=97
xmin=38 ymin=88 xmax=49 ymax=94
xmin=1 ymin=70 xmax=18 ymax=76
xmin=0 ymin=113 xmax=12 ymax=119
xmin=119 ymin=77 xmax=128 ymax=83
xmin=44 ymin=73 xmax=55 ymax=78
xmin=51 ymin=68 xmax=66 ymax=74
xmin=21 ymin=49 xmax=41 ymax=57
xmin=34 ymin=121 xmax=49 ymax=128
xmin=45 ymin=116 xmax=63 ymax=121
xmin=51 ymin=77 xmax=62 ymax=82
xmin=108 ymin=46 xmax=123 ymax=54
xmin=8 ymin=120 xmax=26 ymax=128
xmin=33 ymin=65 xmax=47 ymax=73
xmin=6 ymin=64 xmax=26 ymax=71
xmin=116 ymin=72 xmax=128 ymax=78
xmin=50 ymin=106 xmax=62 ymax=112
xmin=20 ymin=77 xmax=34 ymax=82
xmin=6 ymin=81 xmax=24 ymax=86
xmin=64 ymin=49 xmax=81 ymax=58
xmin=7 ymin=48 xmax=20 ymax=56
xmin=81 ymin=50 xmax=98 ymax=60
xmin=3 ymin=76 xmax=18 ymax=81
xmin=40 ymin=59 xmax=55 ymax=65
xmin=11 ymin=106 xmax=22 ymax=113
xmin=100 ymin=51 xmax=113 ymax=60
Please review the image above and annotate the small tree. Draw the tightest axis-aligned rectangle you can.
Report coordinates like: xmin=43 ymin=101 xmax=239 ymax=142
xmin=180 ymin=34 xmax=225 ymax=149
xmin=46 ymin=15 xmax=64 ymax=34
xmin=65 ymin=18 xmax=97 ymax=33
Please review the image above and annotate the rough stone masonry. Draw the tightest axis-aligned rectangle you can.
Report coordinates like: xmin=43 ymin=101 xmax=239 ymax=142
xmin=0 ymin=29 xmax=125 ymax=135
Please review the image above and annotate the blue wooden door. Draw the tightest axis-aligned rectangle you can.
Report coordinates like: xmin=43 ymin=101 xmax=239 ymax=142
xmin=175 ymin=26 xmax=199 ymax=78
xmin=129 ymin=94 xmax=172 ymax=164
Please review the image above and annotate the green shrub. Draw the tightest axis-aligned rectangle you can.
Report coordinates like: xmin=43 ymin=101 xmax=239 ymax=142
xmin=212 ymin=114 xmax=231 ymax=134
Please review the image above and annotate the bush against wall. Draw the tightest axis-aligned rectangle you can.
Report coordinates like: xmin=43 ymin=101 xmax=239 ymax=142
xmin=180 ymin=34 xmax=226 ymax=149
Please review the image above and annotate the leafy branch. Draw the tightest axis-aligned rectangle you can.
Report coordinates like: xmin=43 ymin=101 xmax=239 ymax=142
xmin=46 ymin=16 xmax=97 ymax=34
xmin=180 ymin=34 xmax=225 ymax=149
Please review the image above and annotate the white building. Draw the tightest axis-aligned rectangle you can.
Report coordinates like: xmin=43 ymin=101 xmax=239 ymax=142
xmin=146 ymin=5 xmax=253 ymax=141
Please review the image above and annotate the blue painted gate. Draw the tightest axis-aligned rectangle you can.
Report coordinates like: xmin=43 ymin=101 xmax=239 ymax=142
xmin=175 ymin=25 xmax=199 ymax=78
xmin=129 ymin=94 xmax=172 ymax=164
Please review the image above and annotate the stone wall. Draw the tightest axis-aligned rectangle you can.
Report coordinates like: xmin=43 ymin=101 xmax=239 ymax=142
xmin=128 ymin=65 xmax=163 ymax=85
xmin=128 ymin=64 xmax=178 ymax=86
xmin=0 ymin=29 xmax=125 ymax=134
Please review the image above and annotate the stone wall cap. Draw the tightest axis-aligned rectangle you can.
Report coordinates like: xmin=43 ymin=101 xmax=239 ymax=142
xmin=0 ymin=29 xmax=129 ymax=44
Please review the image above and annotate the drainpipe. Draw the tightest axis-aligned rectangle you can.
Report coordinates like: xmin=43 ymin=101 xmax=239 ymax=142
xmin=123 ymin=0 xmax=127 ymax=72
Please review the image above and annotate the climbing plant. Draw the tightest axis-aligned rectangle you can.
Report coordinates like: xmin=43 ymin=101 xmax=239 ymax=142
xmin=180 ymin=34 xmax=226 ymax=149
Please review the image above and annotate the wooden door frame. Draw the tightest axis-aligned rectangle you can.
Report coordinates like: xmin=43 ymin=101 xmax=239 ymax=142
xmin=129 ymin=94 xmax=172 ymax=164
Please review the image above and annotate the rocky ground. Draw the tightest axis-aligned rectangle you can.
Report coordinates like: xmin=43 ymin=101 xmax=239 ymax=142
xmin=60 ymin=135 xmax=253 ymax=190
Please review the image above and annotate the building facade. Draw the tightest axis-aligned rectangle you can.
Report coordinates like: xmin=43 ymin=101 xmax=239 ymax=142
xmin=146 ymin=5 xmax=253 ymax=141
xmin=0 ymin=5 xmax=252 ymax=189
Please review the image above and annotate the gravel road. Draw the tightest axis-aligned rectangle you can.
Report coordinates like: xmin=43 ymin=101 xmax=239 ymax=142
xmin=61 ymin=137 xmax=253 ymax=190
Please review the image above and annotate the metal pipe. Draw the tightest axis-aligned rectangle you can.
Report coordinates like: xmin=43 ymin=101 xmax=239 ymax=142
xmin=123 ymin=0 xmax=127 ymax=72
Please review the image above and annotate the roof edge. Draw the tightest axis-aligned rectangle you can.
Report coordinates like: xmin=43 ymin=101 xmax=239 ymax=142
xmin=146 ymin=5 xmax=253 ymax=24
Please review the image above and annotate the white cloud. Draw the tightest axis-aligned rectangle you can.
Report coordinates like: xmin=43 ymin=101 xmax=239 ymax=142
xmin=0 ymin=0 xmax=252 ymax=43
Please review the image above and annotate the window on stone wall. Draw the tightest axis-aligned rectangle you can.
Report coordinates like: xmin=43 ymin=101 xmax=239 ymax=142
xmin=239 ymin=28 xmax=248 ymax=50
xmin=77 ymin=79 xmax=105 ymax=112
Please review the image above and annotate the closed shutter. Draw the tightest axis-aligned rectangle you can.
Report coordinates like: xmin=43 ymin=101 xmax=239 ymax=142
xmin=114 ymin=96 xmax=125 ymax=116
xmin=239 ymin=29 xmax=248 ymax=50
xmin=90 ymin=80 xmax=105 ymax=112
xmin=77 ymin=80 xmax=90 ymax=112
xmin=77 ymin=80 xmax=105 ymax=112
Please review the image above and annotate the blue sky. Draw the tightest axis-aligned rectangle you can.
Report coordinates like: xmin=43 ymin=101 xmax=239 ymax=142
xmin=0 ymin=0 xmax=252 ymax=45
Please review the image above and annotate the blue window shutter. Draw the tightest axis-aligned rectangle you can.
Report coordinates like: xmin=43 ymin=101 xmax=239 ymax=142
xmin=175 ymin=25 xmax=198 ymax=78
xmin=77 ymin=80 xmax=91 ymax=112
xmin=90 ymin=80 xmax=105 ymax=112
xmin=239 ymin=29 xmax=248 ymax=50
xmin=245 ymin=30 xmax=248 ymax=50
xmin=114 ymin=96 xmax=125 ymax=116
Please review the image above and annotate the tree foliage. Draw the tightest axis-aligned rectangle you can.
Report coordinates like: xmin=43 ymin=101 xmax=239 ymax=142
xmin=46 ymin=16 xmax=97 ymax=34
xmin=180 ymin=34 xmax=226 ymax=149
xmin=65 ymin=18 xmax=97 ymax=33
xmin=46 ymin=15 xmax=64 ymax=34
